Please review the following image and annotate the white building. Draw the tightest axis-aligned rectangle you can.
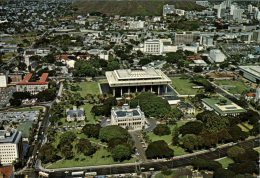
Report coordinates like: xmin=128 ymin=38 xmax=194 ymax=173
xmin=66 ymin=106 xmax=85 ymax=122
xmin=110 ymin=104 xmax=147 ymax=130
xmin=196 ymin=1 xmax=209 ymax=7
xmin=209 ymin=49 xmax=226 ymax=63
xmin=127 ymin=20 xmax=145 ymax=30
xmin=255 ymin=86 xmax=260 ymax=103
xmin=0 ymin=129 xmax=23 ymax=164
xmin=0 ymin=73 xmax=8 ymax=88
xmin=233 ymin=8 xmax=244 ymax=21
xmin=144 ymin=39 xmax=163 ymax=55
xmin=163 ymin=4 xmax=175 ymax=16
xmin=174 ymin=9 xmax=185 ymax=16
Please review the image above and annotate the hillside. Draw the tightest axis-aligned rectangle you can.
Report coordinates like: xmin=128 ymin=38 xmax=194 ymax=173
xmin=73 ymin=0 xmax=205 ymax=16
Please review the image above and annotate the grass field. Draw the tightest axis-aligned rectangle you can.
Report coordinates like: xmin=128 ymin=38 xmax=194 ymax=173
xmin=82 ymin=103 xmax=97 ymax=124
xmin=16 ymin=121 xmax=33 ymax=138
xmin=2 ymin=52 xmax=15 ymax=61
xmin=147 ymin=121 xmax=188 ymax=156
xmin=171 ymin=76 xmax=202 ymax=95
xmin=217 ymin=157 xmax=234 ymax=168
xmin=214 ymin=80 xmax=248 ymax=94
xmin=76 ymin=81 xmax=100 ymax=96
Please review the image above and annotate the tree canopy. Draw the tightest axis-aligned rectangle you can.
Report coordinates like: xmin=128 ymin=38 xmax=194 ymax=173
xmin=99 ymin=125 xmax=129 ymax=142
xmin=130 ymin=92 xmax=171 ymax=118
xmin=146 ymin=140 xmax=174 ymax=159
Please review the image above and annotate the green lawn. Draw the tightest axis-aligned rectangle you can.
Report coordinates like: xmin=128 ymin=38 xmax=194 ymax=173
xmin=16 ymin=121 xmax=33 ymax=138
xmin=171 ymin=76 xmax=203 ymax=95
xmin=214 ymin=80 xmax=248 ymax=94
xmin=147 ymin=121 xmax=188 ymax=156
xmin=82 ymin=103 xmax=98 ymax=124
xmin=46 ymin=147 xmax=136 ymax=168
xmin=77 ymin=81 xmax=100 ymax=96
xmin=217 ymin=157 xmax=234 ymax=169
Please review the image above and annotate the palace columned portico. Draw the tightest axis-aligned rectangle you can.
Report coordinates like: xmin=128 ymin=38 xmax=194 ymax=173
xmin=106 ymin=68 xmax=171 ymax=97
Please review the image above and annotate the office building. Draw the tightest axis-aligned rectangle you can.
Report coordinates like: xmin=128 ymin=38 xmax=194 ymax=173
xmin=255 ymin=86 xmax=260 ymax=103
xmin=105 ymin=68 xmax=171 ymax=96
xmin=110 ymin=104 xmax=147 ymax=130
xmin=253 ymin=30 xmax=260 ymax=43
xmin=209 ymin=49 xmax=226 ymax=63
xmin=0 ymin=129 xmax=23 ymax=165
xmin=202 ymin=97 xmax=246 ymax=116
xmin=16 ymin=73 xmax=49 ymax=94
xmin=174 ymin=32 xmax=194 ymax=45
xmin=144 ymin=39 xmax=163 ymax=55
xmin=238 ymin=66 xmax=260 ymax=84
xmin=66 ymin=106 xmax=85 ymax=122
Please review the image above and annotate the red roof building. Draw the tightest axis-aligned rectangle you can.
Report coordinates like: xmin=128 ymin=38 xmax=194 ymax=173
xmin=16 ymin=73 xmax=49 ymax=94
xmin=0 ymin=165 xmax=14 ymax=178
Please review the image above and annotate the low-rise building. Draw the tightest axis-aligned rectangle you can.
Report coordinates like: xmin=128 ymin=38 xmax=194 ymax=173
xmin=238 ymin=66 xmax=260 ymax=84
xmin=66 ymin=106 xmax=85 ymax=122
xmin=105 ymin=68 xmax=171 ymax=96
xmin=202 ymin=97 xmax=246 ymax=116
xmin=16 ymin=73 xmax=49 ymax=94
xmin=209 ymin=49 xmax=226 ymax=63
xmin=0 ymin=129 xmax=23 ymax=165
xmin=0 ymin=73 xmax=8 ymax=88
xmin=178 ymin=101 xmax=195 ymax=115
xmin=110 ymin=104 xmax=147 ymax=130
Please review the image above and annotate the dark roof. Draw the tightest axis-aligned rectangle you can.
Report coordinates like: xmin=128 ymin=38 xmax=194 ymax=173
xmin=115 ymin=110 xmax=140 ymax=117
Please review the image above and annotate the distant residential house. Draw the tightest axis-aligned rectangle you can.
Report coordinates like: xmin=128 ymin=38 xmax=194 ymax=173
xmin=66 ymin=106 xmax=85 ymax=122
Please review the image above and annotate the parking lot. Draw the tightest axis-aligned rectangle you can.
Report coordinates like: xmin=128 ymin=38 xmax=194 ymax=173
xmin=0 ymin=111 xmax=40 ymax=122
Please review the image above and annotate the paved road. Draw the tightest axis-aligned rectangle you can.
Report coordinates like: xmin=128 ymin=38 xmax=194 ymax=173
xmin=36 ymin=137 xmax=259 ymax=178
xmin=129 ymin=131 xmax=147 ymax=162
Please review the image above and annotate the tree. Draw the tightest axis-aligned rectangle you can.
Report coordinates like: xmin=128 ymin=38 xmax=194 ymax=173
xmin=199 ymin=130 xmax=218 ymax=148
xmin=82 ymin=124 xmax=101 ymax=138
xmin=99 ymin=125 xmax=129 ymax=142
xmin=213 ymin=168 xmax=235 ymax=178
xmin=61 ymin=144 xmax=74 ymax=159
xmin=217 ymin=128 xmax=232 ymax=143
xmin=153 ymin=124 xmax=171 ymax=136
xmin=193 ymin=66 xmax=203 ymax=73
xmin=192 ymin=158 xmax=221 ymax=171
xmin=130 ymin=92 xmax=171 ymax=118
xmin=9 ymin=98 xmax=22 ymax=106
xmin=77 ymin=139 xmax=96 ymax=156
xmin=179 ymin=121 xmax=203 ymax=136
xmin=111 ymin=144 xmax=132 ymax=161
xmin=228 ymin=161 xmax=259 ymax=175
xmin=35 ymin=89 xmax=56 ymax=102
xmin=107 ymin=59 xmax=120 ymax=71
xmin=59 ymin=131 xmax=76 ymax=146
xmin=180 ymin=134 xmax=200 ymax=151
xmin=233 ymin=149 xmax=259 ymax=163
xmin=228 ymin=126 xmax=248 ymax=142
xmin=38 ymin=143 xmax=60 ymax=164
xmin=227 ymin=146 xmax=245 ymax=159
xmin=172 ymin=126 xmax=179 ymax=145
xmin=146 ymin=140 xmax=174 ymax=159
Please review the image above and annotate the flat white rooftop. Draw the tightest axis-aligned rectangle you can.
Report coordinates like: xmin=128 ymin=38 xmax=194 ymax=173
xmin=239 ymin=66 xmax=260 ymax=78
xmin=106 ymin=68 xmax=171 ymax=87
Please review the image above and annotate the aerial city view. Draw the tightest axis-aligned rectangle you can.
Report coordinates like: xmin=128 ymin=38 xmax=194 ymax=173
xmin=0 ymin=0 xmax=259 ymax=177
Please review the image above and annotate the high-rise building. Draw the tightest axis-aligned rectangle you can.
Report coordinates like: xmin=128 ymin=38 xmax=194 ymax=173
xmin=0 ymin=129 xmax=23 ymax=165
xmin=252 ymin=30 xmax=260 ymax=43
xmin=248 ymin=4 xmax=253 ymax=13
xmin=255 ymin=85 xmax=260 ymax=103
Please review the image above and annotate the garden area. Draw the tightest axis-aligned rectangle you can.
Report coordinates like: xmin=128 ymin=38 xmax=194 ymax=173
xmin=41 ymin=125 xmax=137 ymax=169
xmin=146 ymin=121 xmax=188 ymax=156
xmin=171 ymin=76 xmax=203 ymax=95
xmin=214 ymin=80 xmax=248 ymax=94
